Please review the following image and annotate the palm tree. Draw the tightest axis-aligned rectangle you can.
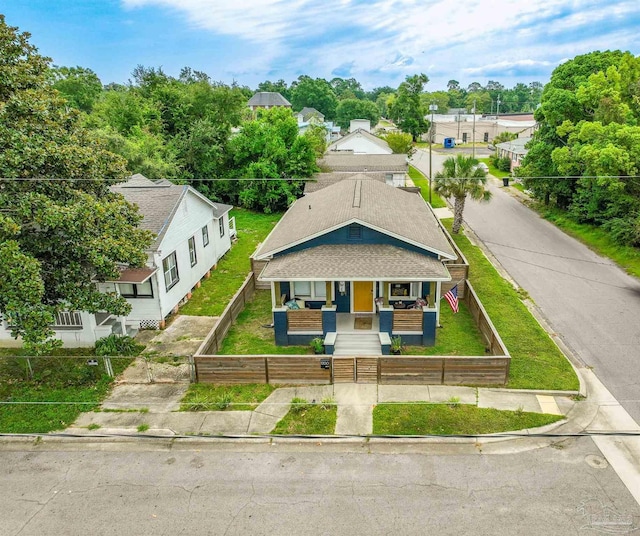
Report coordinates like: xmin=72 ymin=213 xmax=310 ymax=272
xmin=434 ymin=154 xmax=491 ymax=234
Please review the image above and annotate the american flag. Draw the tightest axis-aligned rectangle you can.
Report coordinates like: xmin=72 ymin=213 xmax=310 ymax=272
xmin=443 ymin=285 xmax=459 ymax=313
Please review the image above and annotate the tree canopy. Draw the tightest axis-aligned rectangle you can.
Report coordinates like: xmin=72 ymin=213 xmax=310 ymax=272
xmin=0 ymin=16 xmax=152 ymax=352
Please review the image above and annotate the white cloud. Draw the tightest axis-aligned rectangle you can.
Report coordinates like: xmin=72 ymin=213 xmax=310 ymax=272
xmin=120 ymin=0 xmax=640 ymax=87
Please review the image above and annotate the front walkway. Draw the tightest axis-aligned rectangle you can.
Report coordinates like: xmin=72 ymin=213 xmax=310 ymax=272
xmin=68 ymin=383 xmax=571 ymax=436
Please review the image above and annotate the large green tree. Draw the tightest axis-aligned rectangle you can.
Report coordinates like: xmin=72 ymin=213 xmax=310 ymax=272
xmin=50 ymin=65 xmax=103 ymax=113
xmin=290 ymin=76 xmax=338 ymax=120
xmin=0 ymin=16 xmax=152 ymax=352
xmin=218 ymin=107 xmax=318 ymax=212
xmin=388 ymin=73 xmax=429 ymax=141
xmin=434 ymin=155 xmax=491 ymax=234
xmin=335 ymin=98 xmax=380 ymax=130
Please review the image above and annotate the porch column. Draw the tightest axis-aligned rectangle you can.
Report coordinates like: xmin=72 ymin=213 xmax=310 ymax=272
xmin=325 ymin=281 xmax=332 ymax=307
xmin=382 ymin=281 xmax=389 ymax=307
xmin=274 ymin=281 xmax=282 ymax=306
xmin=428 ymin=282 xmax=436 ymax=307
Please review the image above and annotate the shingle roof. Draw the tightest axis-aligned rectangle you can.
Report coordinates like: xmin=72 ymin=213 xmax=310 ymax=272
xmin=112 ymin=174 xmax=232 ymax=250
xmin=496 ymin=137 xmax=531 ymax=155
xmin=247 ymin=92 xmax=291 ymax=107
xmin=298 ymin=107 xmax=324 ymax=121
xmin=318 ymin=153 xmax=407 ymax=172
xmin=326 ymin=129 xmax=392 ymax=153
xmin=254 ymin=179 xmax=456 ymax=260
xmin=260 ymin=244 xmax=451 ymax=281
xmin=304 ymin=172 xmax=387 ymax=194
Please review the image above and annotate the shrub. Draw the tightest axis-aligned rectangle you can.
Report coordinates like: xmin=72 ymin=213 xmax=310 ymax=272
xmin=95 ymin=334 xmax=143 ymax=356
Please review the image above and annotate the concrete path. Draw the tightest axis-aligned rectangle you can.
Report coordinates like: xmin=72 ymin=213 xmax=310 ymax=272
xmin=334 ymin=384 xmax=377 ymax=435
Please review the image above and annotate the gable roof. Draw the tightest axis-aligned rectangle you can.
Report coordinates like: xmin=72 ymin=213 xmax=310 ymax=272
xmin=496 ymin=137 xmax=531 ymax=155
xmin=247 ymin=92 xmax=291 ymax=107
xmin=297 ymin=107 xmax=324 ymax=121
xmin=304 ymin=172 xmax=387 ymax=194
xmin=254 ymin=179 xmax=456 ymax=260
xmin=326 ymin=129 xmax=392 ymax=153
xmin=318 ymin=153 xmax=408 ymax=172
xmin=112 ymin=174 xmax=232 ymax=250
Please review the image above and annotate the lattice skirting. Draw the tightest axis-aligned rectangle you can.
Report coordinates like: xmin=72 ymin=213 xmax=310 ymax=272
xmin=139 ymin=319 xmax=160 ymax=330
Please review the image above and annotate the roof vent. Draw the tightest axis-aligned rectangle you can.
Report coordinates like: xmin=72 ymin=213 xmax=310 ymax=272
xmin=352 ymin=180 xmax=362 ymax=208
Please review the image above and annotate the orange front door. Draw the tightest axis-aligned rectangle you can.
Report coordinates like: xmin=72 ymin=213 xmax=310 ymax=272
xmin=353 ymin=281 xmax=373 ymax=312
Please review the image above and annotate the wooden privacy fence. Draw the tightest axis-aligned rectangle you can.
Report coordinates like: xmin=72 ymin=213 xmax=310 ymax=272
xmin=392 ymin=309 xmax=423 ymax=331
xmin=194 ymin=272 xmax=256 ymax=356
xmin=465 ymin=282 xmax=508 ymax=357
xmin=194 ymin=355 xmax=510 ymax=385
xmin=287 ymin=309 xmax=323 ymax=332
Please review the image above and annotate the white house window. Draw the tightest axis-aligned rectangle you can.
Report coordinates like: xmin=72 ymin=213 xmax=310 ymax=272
xmin=292 ymin=281 xmax=330 ymax=300
xmin=219 ymin=217 xmax=225 ymax=238
xmin=119 ymin=281 xmax=153 ymax=298
xmin=188 ymin=236 xmax=197 ymax=267
xmin=202 ymin=225 xmax=210 ymax=247
xmin=163 ymin=252 xmax=179 ymax=291
xmin=389 ymin=282 xmax=419 ymax=300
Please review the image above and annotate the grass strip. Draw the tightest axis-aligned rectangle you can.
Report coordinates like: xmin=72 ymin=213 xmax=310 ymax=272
xmin=409 ymin=165 xmax=446 ymax=208
xmin=179 ymin=208 xmax=282 ymax=317
xmin=271 ymin=398 xmax=337 ymax=434
xmin=373 ymin=403 xmax=562 ymax=435
xmin=180 ymin=383 xmax=276 ymax=411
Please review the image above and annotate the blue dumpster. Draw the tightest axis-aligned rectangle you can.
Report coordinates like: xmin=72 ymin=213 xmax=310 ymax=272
xmin=443 ymin=137 xmax=455 ymax=148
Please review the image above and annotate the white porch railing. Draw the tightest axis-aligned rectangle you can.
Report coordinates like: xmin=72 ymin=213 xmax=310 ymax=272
xmin=53 ymin=311 xmax=83 ymax=328
xmin=229 ymin=216 xmax=237 ymax=239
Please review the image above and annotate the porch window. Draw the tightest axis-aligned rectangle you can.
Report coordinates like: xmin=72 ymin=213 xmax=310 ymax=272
xmin=163 ymin=251 xmax=179 ymax=291
xmin=292 ymin=281 xmax=331 ymax=300
xmin=388 ymin=282 xmax=419 ymax=300
xmin=188 ymin=236 xmax=197 ymax=267
xmin=119 ymin=281 xmax=153 ymax=298
xmin=219 ymin=217 xmax=225 ymax=238
xmin=202 ymin=225 xmax=210 ymax=247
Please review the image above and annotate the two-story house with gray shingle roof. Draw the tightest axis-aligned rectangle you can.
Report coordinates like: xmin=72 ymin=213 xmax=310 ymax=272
xmin=0 ymin=174 xmax=234 ymax=347
xmin=253 ymin=179 xmax=456 ymax=354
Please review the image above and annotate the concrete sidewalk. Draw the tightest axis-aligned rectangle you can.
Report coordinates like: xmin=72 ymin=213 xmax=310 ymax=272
xmin=67 ymin=383 xmax=574 ymax=437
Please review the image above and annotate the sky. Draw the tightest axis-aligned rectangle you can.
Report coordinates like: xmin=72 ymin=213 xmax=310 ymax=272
xmin=3 ymin=0 xmax=640 ymax=91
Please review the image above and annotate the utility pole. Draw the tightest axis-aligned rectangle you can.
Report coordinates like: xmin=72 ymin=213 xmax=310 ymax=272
xmin=428 ymin=103 xmax=438 ymax=204
xmin=497 ymin=95 xmax=501 ymax=117
xmin=472 ymin=98 xmax=476 ymax=160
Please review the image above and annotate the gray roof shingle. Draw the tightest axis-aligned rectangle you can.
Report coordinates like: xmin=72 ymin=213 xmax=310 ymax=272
xmin=304 ymin=172 xmax=387 ymax=194
xmin=318 ymin=153 xmax=407 ymax=172
xmin=260 ymin=244 xmax=451 ymax=280
xmin=255 ymin=179 xmax=456 ymax=260
xmin=247 ymin=92 xmax=291 ymax=107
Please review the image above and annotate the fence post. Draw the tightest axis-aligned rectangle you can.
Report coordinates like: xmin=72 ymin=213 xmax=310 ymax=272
xmin=104 ymin=356 xmax=114 ymax=378
xmin=189 ymin=354 xmax=196 ymax=383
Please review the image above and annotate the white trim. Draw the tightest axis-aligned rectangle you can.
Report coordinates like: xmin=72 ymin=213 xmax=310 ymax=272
xmin=388 ymin=282 xmax=421 ymax=301
xmin=290 ymin=280 xmax=335 ymax=301
xmin=260 ymin=275 xmax=451 ymax=282
xmin=436 ymin=281 xmax=442 ymax=326
xmin=255 ymin=218 xmax=457 ymax=261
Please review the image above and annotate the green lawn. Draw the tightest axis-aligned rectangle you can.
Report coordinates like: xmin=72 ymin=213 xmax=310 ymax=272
xmin=179 ymin=208 xmax=282 ymax=316
xmin=271 ymin=398 xmax=337 ymax=434
xmin=180 ymin=383 xmax=276 ymax=411
xmin=373 ymin=403 xmax=562 ymax=435
xmin=441 ymin=219 xmax=579 ymax=390
xmin=478 ymin=157 xmax=510 ymax=179
xmin=401 ymin=300 xmax=486 ymax=356
xmin=0 ymin=349 xmax=132 ymax=433
xmin=538 ymin=206 xmax=640 ymax=280
xmin=408 ymin=165 xmax=446 ymax=208
xmin=218 ymin=290 xmax=311 ymax=355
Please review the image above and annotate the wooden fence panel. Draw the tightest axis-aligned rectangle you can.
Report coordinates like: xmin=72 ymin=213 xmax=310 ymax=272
xmin=287 ymin=309 xmax=323 ymax=332
xmin=267 ymin=356 xmax=331 ymax=384
xmin=355 ymin=357 xmax=378 ymax=383
xmin=392 ymin=310 xmax=423 ymax=332
xmin=379 ymin=357 xmax=444 ymax=384
xmin=195 ymin=356 xmax=266 ymax=384
xmin=443 ymin=357 xmax=510 ymax=385
xmin=333 ymin=357 xmax=355 ymax=383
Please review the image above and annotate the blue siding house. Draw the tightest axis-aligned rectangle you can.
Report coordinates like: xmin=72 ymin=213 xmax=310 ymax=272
xmin=253 ymin=179 xmax=457 ymax=354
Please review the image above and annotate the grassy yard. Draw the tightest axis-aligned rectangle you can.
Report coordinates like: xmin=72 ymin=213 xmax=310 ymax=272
xmin=373 ymin=403 xmax=562 ymax=435
xmin=537 ymin=206 xmax=640 ymax=280
xmin=478 ymin=157 xmax=510 ymax=179
xmin=0 ymin=349 xmax=132 ymax=433
xmin=218 ymin=290 xmax=311 ymax=355
xmin=441 ymin=219 xmax=579 ymax=390
xmin=180 ymin=383 xmax=276 ymax=411
xmin=408 ymin=165 xmax=446 ymax=208
xmin=271 ymin=398 xmax=337 ymax=434
xmin=401 ymin=300 xmax=486 ymax=356
xmin=179 ymin=208 xmax=282 ymax=317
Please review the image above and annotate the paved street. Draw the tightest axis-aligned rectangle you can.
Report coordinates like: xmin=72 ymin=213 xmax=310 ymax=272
xmin=460 ymin=180 xmax=640 ymax=423
xmin=2 ymin=438 xmax=640 ymax=535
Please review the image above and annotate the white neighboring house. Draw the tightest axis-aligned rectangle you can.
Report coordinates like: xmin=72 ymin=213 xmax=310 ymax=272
xmin=326 ymin=121 xmax=392 ymax=155
xmin=0 ymin=174 xmax=234 ymax=347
